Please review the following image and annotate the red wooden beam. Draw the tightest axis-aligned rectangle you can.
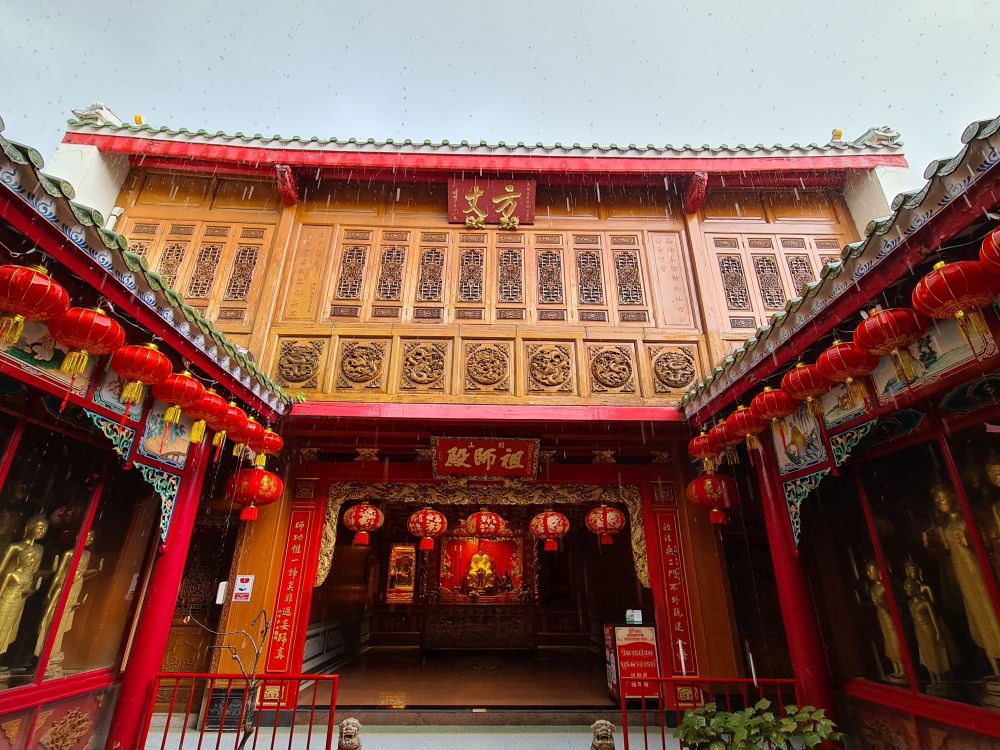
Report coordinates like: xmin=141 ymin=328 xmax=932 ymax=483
xmin=290 ymin=400 xmax=685 ymax=423
xmin=682 ymin=171 xmax=708 ymax=214
xmin=275 ymin=164 xmax=299 ymax=205
xmin=63 ymin=132 xmax=907 ymax=177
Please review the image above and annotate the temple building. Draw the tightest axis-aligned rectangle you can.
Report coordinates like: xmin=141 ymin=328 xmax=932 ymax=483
xmin=0 ymin=102 xmax=997 ymax=749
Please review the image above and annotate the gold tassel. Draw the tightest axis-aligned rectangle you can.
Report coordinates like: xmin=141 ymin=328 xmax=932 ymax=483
xmin=233 ymin=442 xmax=246 ymax=459
xmin=955 ymin=310 xmax=989 ymax=353
xmin=254 ymin=453 xmax=267 ymax=468
xmin=725 ymin=447 xmax=740 ymax=465
xmin=163 ymin=404 xmax=183 ymax=424
xmin=807 ymin=396 xmax=824 ymax=417
xmin=212 ymin=430 xmax=227 ymax=448
xmin=892 ymin=349 xmax=919 ymax=384
xmin=60 ymin=350 xmax=89 ymax=376
xmin=0 ymin=315 xmax=24 ymax=347
xmin=703 ymin=457 xmax=716 ymax=473
xmin=745 ymin=434 xmax=759 ymax=450
xmin=121 ymin=380 xmax=145 ymax=404
xmin=190 ymin=420 xmax=206 ymax=444
xmin=846 ymin=378 xmax=869 ymax=408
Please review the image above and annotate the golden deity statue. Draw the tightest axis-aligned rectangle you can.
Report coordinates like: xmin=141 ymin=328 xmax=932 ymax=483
xmin=923 ymin=484 xmax=1000 ymax=678
xmin=983 ymin=456 xmax=1000 ymax=578
xmin=465 ymin=549 xmax=496 ymax=594
xmin=35 ymin=531 xmax=102 ymax=677
xmin=864 ymin=560 xmax=906 ymax=681
xmin=902 ymin=559 xmax=955 ymax=685
xmin=0 ymin=516 xmax=48 ymax=657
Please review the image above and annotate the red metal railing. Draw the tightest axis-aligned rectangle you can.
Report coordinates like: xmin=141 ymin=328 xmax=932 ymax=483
xmin=141 ymin=672 xmax=339 ymax=750
xmin=620 ymin=676 xmax=802 ymax=750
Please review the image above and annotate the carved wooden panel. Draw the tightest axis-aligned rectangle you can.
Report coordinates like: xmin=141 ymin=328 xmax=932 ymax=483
xmin=751 ymin=254 xmax=786 ymax=310
xmin=497 ymin=248 xmax=524 ymax=303
xmin=525 ymin=341 xmax=577 ymax=394
xmin=224 ymin=245 xmax=260 ymax=301
xmin=186 ymin=243 xmax=224 ymax=298
xmin=335 ymin=338 xmax=389 ymax=392
xmin=458 ymin=248 xmax=484 ymax=302
xmin=335 ymin=246 xmax=368 ymax=300
xmin=128 ymin=239 xmax=151 ymax=256
xmin=785 ymin=255 xmax=814 ymax=294
xmin=376 ymin=247 xmax=406 ymax=301
xmin=717 ymin=254 xmax=752 ymax=311
xmin=647 ymin=344 xmax=698 ymax=394
xmin=399 ymin=340 xmax=451 ymax=392
xmin=614 ymin=250 xmax=644 ymax=305
xmin=586 ymin=343 xmax=637 ymax=394
xmin=156 ymin=242 xmax=188 ymax=288
xmin=417 ymin=248 xmax=445 ymax=302
xmin=537 ymin=250 xmax=564 ymax=304
xmin=576 ymin=251 xmax=605 ymax=305
xmin=276 ymin=338 xmax=327 ymax=390
xmin=462 ymin=341 xmax=512 ymax=394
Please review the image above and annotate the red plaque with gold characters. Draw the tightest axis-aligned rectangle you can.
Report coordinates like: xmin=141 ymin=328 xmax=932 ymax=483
xmin=447 ymin=179 xmax=535 ymax=228
xmin=431 ymin=437 xmax=539 ymax=480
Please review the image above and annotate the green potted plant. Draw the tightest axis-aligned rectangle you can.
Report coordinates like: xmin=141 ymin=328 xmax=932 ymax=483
xmin=676 ymin=699 xmax=843 ymax=749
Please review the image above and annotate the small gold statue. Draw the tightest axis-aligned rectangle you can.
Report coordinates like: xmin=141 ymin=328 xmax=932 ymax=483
xmin=0 ymin=516 xmax=48 ymax=657
xmin=923 ymin=484 xmax=1000 ymax=679
xmin=465 ymin=549 xmax=496 ymax=594
xmin=902 ymin=559 xmax=954 ymax=685
xmin=864 ymin=560 xmax=907 ymax=681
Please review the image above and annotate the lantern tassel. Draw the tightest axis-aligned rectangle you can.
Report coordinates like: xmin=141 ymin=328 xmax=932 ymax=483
xmin=955 ymin=310 xmax=990 ymax=354
xmin=354 ymin=531 xmax=370 ymax=546
xmin=163 ymin=405 xmax=183 ymax=424
xmin=889 ymin=349 xmax=918 ymax=384
xmin=213 ymin=431 xmax=226 ymax=461
xmin=60 ymin=350 xmax=89 ymax=376
xmin=806 ymin=396 xmax=824 ymax=417
xmin=846 ymin=378 xmax=869 ymax=410
xmin=544 ymin=539 xmax=558 ymax=552
xmin=240 ymin=505 xmax=258 ymax=522
xmin=254 ymin=453 xmax=267 ymax=468
xmin=744 ymin=434 xmax=760 ymax=451
xmin=121 ymin=380 xmax=145 ymax=404
xmin=190 ymin=420 xmax=207 ymax=444
xmin=600 ymin=534 xmax=613 ymax=546
xmin=0 ymin=315 xmax=24 ymax=347
xmin=724 ymin=447 xmax=740 ymax=465
xmin=233 ymin=442 xmax=246 ymax=459
xmin=419 ymin=537 xmax=434 ymax=551
xmin=119 ymin=401 xmax=134 ymax=428
xmin=702 ymin=457 xmax=716 ymax=473
xmin=709 ymin=508 xmax=728 ymax=525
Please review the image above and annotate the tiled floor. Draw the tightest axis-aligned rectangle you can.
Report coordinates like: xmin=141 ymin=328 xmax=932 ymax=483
xmin=325 ymin=648 xmax=616 ymax=709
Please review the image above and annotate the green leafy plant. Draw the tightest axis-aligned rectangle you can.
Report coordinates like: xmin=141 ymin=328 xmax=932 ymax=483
xmin=676 ymin=700 xmax=843 ymax=749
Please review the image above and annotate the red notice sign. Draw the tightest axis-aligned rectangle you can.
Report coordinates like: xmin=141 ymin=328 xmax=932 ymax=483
xmin=432 ymin=437 xmax=539 ymax=480
xmin=615 ymin=626 xmax=660 ymax=698
xmin=447 ymin=179 xmax=536 ymax=228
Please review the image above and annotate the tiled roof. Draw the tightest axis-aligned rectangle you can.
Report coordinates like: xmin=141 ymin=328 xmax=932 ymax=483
xmin=682 ymin=114 xmax=1000 ymax=419
xmin=65 ymin=107 xmax=903 ymax=160
xmin=0 ymin=115 xmax=293 ymax=412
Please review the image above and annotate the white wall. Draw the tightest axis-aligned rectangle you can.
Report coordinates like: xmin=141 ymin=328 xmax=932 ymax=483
xmin=843 ymin=165 xmax=914 ymax=238
xmin=45 ymin=142 xmax=129 ymax=223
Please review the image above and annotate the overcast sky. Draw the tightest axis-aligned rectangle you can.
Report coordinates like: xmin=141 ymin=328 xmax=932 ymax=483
xmin=1 ymin=0 xmax=996 ymax=191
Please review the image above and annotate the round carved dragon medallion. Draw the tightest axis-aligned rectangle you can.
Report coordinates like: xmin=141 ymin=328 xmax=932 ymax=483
xmin=340 ymin=342 xmax=384 ymax=383
xmin=529 ymin=345 xmax=571 ymax=387
xmin=591 ymin=349 xmax=633 ymax=388
xmin=278 ymin=342 xmax=320 ymax=383
xmin=467 ymin=345 xmax=509 ymax=386
xmin=653 ymin=349 xmax=696 ymax=389
xmin=404 ymin=343 xmax=445 ymax=385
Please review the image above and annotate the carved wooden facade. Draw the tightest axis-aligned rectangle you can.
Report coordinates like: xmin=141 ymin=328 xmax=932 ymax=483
xmin=115 ymin=174 xmax=855 ymax=405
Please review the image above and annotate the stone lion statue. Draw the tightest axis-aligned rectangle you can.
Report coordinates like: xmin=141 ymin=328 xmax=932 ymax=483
xmin=338 ymin=718 xmax=361 ymax=750
xmin=591 ymin=719 xmax=615 ymax=750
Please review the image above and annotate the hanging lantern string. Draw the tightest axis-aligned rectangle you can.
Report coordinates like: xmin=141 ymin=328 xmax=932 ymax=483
xmin=1 ymin=246 xmax=50 ymax=262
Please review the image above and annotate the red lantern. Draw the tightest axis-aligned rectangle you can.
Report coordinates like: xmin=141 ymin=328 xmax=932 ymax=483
xmin=912 ymin=260 xmax=1000 ymax=346
xmin=342 ymin=503 xmax=384 ymax=545
xmin=688 ymin=432 xmax=720 ymax=473
xmin=854 ymin=307 xmax=928 ymax=383
xmin=249 ymin=428 xmax=283 ymax=468
xmin=407 ymin=507 xmax=448 ymax=550
xmin=0 ymin=265 xmax=69 ymax=347
xmin=211 ymin=402 xmax=247 ymax=459
xmin=466 ymin=509 xmax=506 ymax=538
xmin=708 ymin=420 xmax=743 ymax=465
xmin=585 ymin=504 xmax=626 ymax=545
xmin=780 ymin=363 xmax=831 ymax=416
xmin=726 ymin=405 xmax=766 ymax=450
xmin=816 ymin=339 xmax=879 ymax=408
xmin=152 ymin=371 xmax=205 ymax=425
xmin=110 ymin=343 xmax=172 ymax=424
xmin=226 ymin=467 xmax=284 ymax=522
xmin=750 ymin=387 xmax=799 ymax=450
xmin=980 ymin=228 xmax=1000 ymax=274
xmin=183 ymin=388 xmax=229 ymax=444
xmin=49 ymin=307 xmax=124 ymax=376
xmin=529 ymin=510 xmax=570 ymax=552
xmin=230 ymin=416 xmax=265 ymax=459
xmin=686 ymin=474 xmax=738 ymax=525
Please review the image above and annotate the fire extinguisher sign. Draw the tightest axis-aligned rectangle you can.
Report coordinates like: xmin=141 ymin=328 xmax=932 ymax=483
xmin=232 ymin=574 xmax=254 ymax=602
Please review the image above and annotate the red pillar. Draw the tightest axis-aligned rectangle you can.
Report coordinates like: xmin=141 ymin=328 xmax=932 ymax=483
xmin=105 ymin=440 xmax=212 ymax=750
xmin=753 ymin=440 xmax=836 ymax=713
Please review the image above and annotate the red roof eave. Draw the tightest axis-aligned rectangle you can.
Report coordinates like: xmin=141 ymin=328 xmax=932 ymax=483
xmin=63 ymin=132 xmax=907 ymax=177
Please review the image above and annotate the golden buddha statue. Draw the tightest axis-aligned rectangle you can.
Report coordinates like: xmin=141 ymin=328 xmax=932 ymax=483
xmin=902 ymin=559 xmax=954 ymax=685
xmin=36 ymin=531 xmax=102 ymax=677
xmin=465 ymin=549 xmax=496 ymax=594
xmin=0 ymin=516 xmax=48 ymax=657
xmin=924 ymin=484 xmax=1000 ymax=679
xmin=864 ymin=560 xmax=906 ymax=681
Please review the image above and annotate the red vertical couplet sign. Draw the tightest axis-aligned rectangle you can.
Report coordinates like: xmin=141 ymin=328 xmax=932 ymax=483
xmin=447 ymin=179 xmax=536 ymax=227
xmin=266 ymin=509 xmax=312 ymax=673
xmin=656 ymin=509 xmax=698 ymax=676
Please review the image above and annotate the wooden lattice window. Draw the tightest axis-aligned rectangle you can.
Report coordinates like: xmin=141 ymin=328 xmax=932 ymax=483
xmin=128 ymin=240 xmax=151 ymax=257
xmin=614 ymin=251 xmax=643 ymax=305
xmin=336 ymin=246 xmax=367 ymax=300
xmin=577 ymin=251 xmax=605 ymax=305
xmin=417 ymin=248 xmax=445 ymax=302
xmin=376 ymin=247 xmax=406 ymax=301
xmin=786 ymin=255 xmax=814 ymax=294
xmin=537 ymin=251 xmax=564 ymax=304
xmin=718 ymin=255 xmax=751 ymax=311
xmin=224 ymin=245 xmax=260 ymax=301
xmin=752 ymin=255 xmax=786 ymax=310
xmin=156 ymin=242 xmax=188 ymax=288
xmin=498 ymin=248 xmax=523 ymax=303
xmin=186 ymin=244 xmax=223 ymax=298
xmin=459 ymin=248 xmax=484 ymax=302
